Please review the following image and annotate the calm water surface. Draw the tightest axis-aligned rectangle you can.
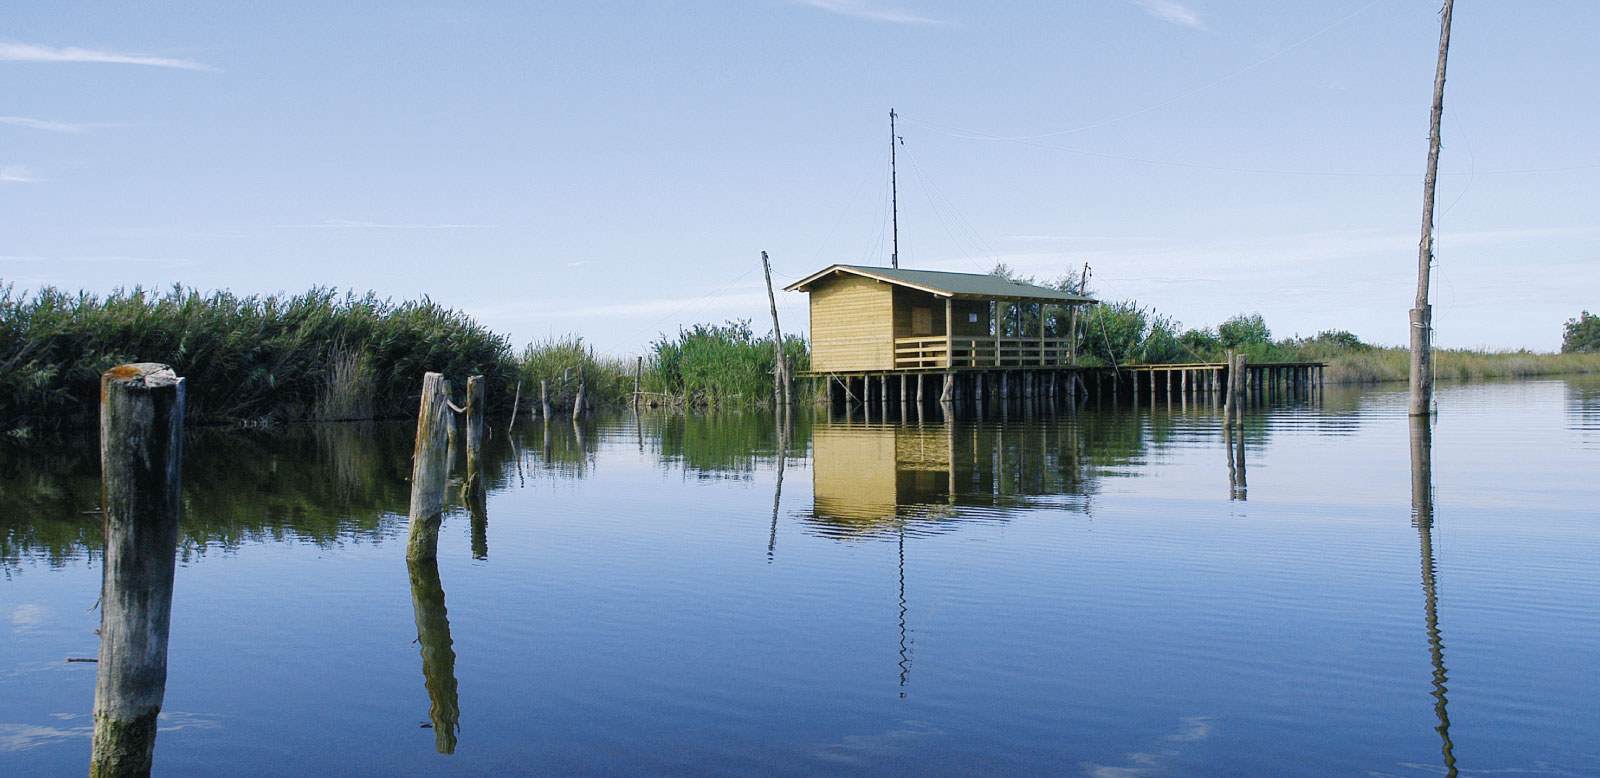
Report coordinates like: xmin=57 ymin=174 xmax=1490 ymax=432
xmin=3 ymin=379 xmax=1598 ymax=776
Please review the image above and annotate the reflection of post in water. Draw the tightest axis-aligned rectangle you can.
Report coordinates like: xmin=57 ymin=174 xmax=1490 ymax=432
xmin=408 ymin=559 xmax=460 ymax=755
xmin=571 ymin=416 xmax=588 ymax=476
xmin=1411 ymin=416 xmax=1456 ymax=777
xmin=769 ymin=410 xmax=787 ymax=563
xmin=92 ymin=364 xmax=184 ymax=778
xmin=467 ymin=486 xmax=488 ymax=560
xmin=1226 ymin=422 xmax=1247 ymax=500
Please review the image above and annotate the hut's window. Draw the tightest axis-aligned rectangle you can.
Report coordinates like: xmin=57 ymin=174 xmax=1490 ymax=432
xmin=912 ymin=307 xmax=933 ymax=335
xmin=968 ymin=313 xmax=979 ymax=323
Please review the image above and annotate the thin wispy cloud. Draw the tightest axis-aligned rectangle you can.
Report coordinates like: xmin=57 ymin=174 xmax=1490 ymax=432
xmin=0 ymin=116 xmax=91 ymax=133
xmin=1128 ymin=0 xmax=1207 ymax=30
xmin=0 ymin=43 xmax=217 ymax=71
xmin=0 ymin=253 xmax=196 ymax=267
xmin=0 ymin=165 xmax=40 ymax=183
xmin=797 ymin=0 xmax=946 ymax=25
xmin=313 ymin=219 xmax=492 ymax=230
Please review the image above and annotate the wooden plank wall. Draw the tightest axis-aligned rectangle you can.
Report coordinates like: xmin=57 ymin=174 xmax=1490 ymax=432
xmin=811 ymin=276 xmax=894 ymax=372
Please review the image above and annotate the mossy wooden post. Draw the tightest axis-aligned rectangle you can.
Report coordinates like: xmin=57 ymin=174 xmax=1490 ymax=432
xmin=540 ymin=379 xmax=551 ymax=419
xmin=408 ymin=559 xmax=460 ymax=754
xmin=92 ymin=363 xmax=185 ymax=778
xmin=407 ymin=373 xmax=452 ymax=562
xmin=464 ymin=375 xmax=485 ymax=503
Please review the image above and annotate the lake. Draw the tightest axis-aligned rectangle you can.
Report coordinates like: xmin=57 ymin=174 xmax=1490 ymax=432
xmin=3 ymin=378 xmax=1598 ymax=776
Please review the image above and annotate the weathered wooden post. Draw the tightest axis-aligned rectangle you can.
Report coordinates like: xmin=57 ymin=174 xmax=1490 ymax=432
xmin=408 ymin=559 xmax=460 ymax=754
xmin=92 ymin=364 xmax=184 ymax=778
xmin=761 ymin=251 xmax=791 ymax=407
xmin=540 ymin=379 xmax=551 ymax=419
xmin=1411 ymin=0 xmax=1453 ymax=417
xmin=464 ymin=375 xmax=485 ymax=502
xmin=1222 ymin=351 xmax=1235 ymax=427
xmin=1235 ymin=355 xmax=1249 ymax=422
xmin=508 ymin=380 xmax=521 ymax=432
xmin=407 ymin=372 xmax=452 ymax=561
xmin=633 ymin=356 xmax=643 ymax=409
xmin=572 ymin=368 xmax=587 ymax=421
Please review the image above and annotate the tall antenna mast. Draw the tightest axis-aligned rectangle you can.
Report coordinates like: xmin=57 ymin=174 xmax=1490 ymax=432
xmin=890 ymin=108 xmax=899 ymax=269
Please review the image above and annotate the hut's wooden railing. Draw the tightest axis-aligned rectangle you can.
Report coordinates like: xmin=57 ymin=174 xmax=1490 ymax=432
xmin=893 ymin=337 xmax=949 ymax=368
xmin=894 ymin=337 xmax=1073 ymax=369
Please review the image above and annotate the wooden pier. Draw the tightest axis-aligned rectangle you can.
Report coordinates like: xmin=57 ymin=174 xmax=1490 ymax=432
xmin=802 ymin=360 xmax=1324 ymax=410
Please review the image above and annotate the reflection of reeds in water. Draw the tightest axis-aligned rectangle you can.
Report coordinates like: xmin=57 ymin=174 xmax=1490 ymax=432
xmin=648 ymin=411 xmax=808 ymax=480
xmin=408 ymin=559 xmax=459 ymax=755
xmin=311 ymin=422 xmax=391 ymax=504
xmin=0 ymin=438 xmax=105 ymax=570
xmin=512 ymin=419 xmax=596 ymax=481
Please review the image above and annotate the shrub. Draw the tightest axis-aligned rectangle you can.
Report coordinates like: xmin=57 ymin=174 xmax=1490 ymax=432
xmin=1218 ymin=313 xmax=1271 ymax=348
xmin=1562 ymin=311 xmax=1600 ymax=354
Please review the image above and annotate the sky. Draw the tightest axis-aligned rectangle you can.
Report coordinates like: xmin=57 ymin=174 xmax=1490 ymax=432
xmin=3 ymin=0 xmax=1596 ymax=355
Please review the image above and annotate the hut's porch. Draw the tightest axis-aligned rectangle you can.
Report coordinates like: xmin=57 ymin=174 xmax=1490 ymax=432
xmin=892 ymin=335 xmax=1074 ymax=370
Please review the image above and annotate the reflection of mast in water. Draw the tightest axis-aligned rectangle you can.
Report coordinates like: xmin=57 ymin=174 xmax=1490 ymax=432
xmin=408 ymin=559 xmax=460 ymax=755
xmin=1411 ymin=416 xmax=1456 ymax=777
xmin=897 ymin=524 xmax=911 ymax=695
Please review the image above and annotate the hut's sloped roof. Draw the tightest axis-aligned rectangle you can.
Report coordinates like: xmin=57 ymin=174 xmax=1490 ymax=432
xmin=785 ymin=264 xmax=1096 ymax=305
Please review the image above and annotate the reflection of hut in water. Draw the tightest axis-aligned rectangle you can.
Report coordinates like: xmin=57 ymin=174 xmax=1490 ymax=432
xmin=812 ymin=423 xmax=951 ymax=524
xmin=808 ymin=420 xmax=1094 ymax=536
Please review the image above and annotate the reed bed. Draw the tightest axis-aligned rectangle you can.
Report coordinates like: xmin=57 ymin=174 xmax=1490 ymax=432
xmin=645 ymin=320 xmax=808 ymax=408
xmin=0 ymin=284 xmax=514 ymax=436
xmin=518 ymin=335 xmax=636 ymax=410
